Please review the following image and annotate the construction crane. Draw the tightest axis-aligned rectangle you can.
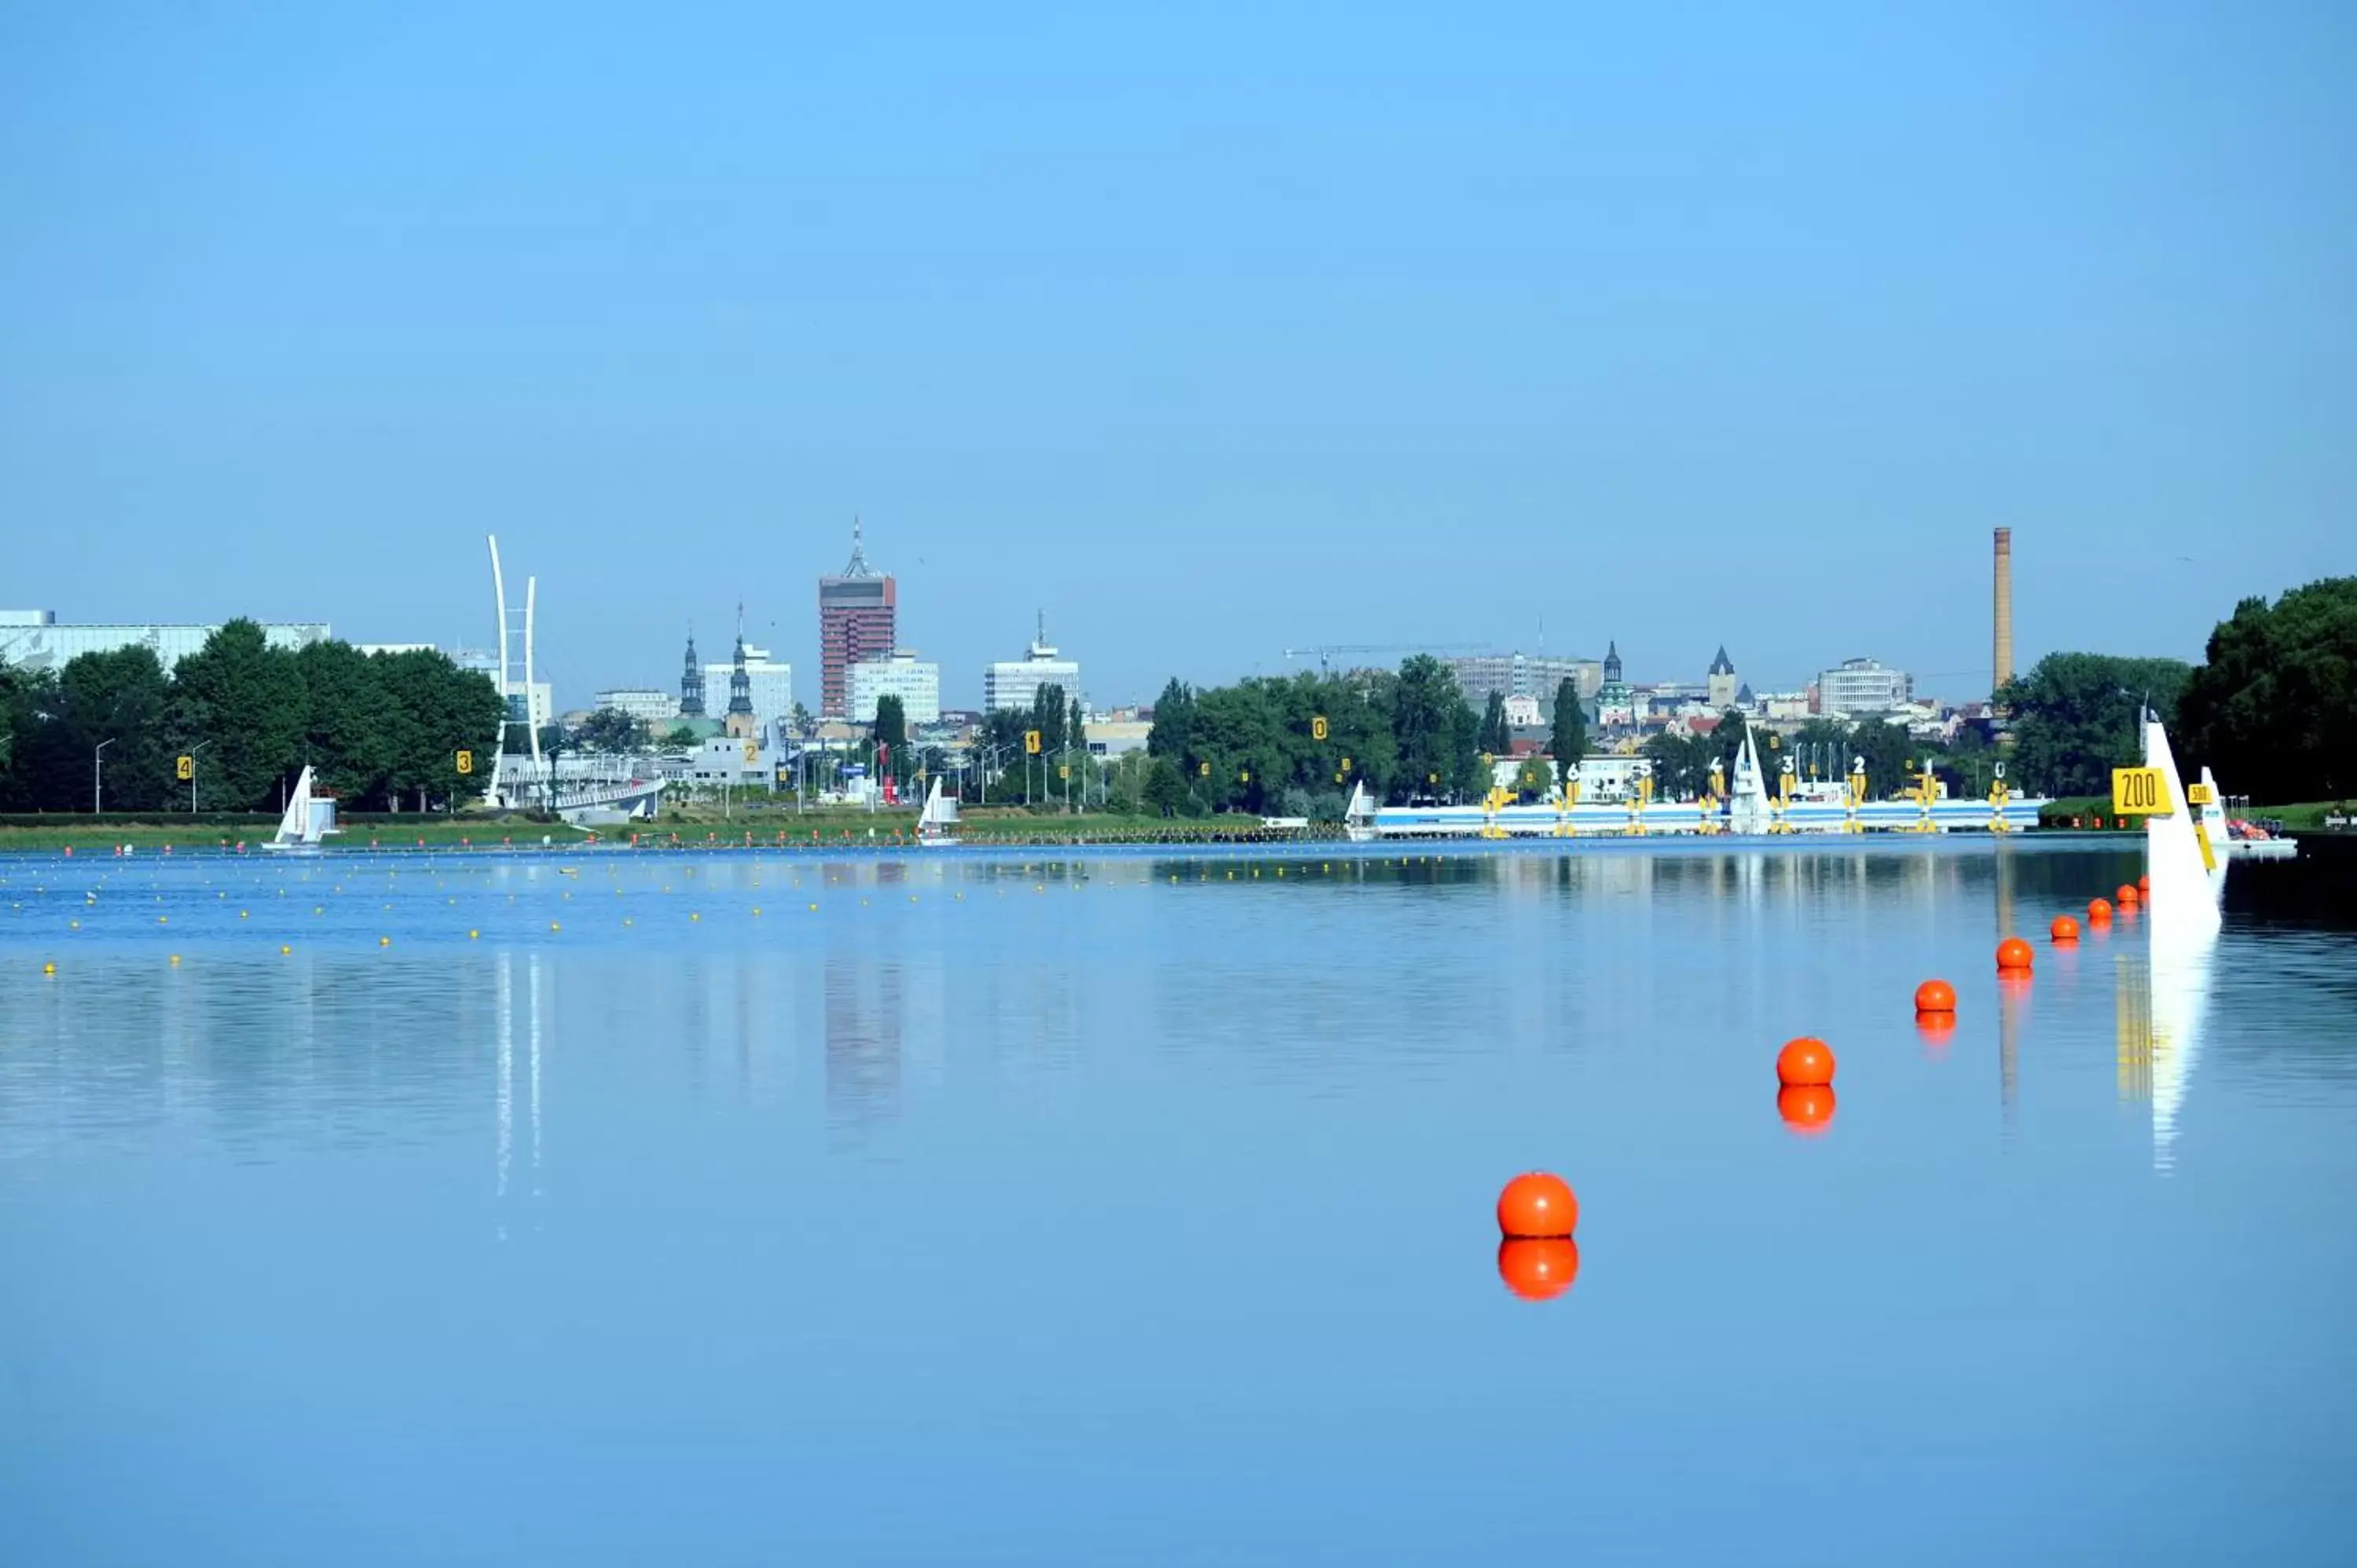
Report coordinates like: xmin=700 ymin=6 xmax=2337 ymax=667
xmin=1281 ymin=642 xmax=1491 ymax=672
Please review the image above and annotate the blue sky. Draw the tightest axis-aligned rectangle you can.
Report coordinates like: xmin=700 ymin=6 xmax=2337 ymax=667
xmin=3 ymin=2 xmax=2350 ymax=709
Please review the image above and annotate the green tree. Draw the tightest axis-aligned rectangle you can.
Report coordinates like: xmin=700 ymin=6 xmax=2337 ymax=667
xmin=1147 ymin=678 xmax=1194 ymax=760
xmin=1846 ymin=718 xmax=1917 ymax=799
xmin=871 ymin=693 xmax=907 ymax=751
xmin=376 ymin=649 xmax=504 ymax=811
xmin=167 ymin=620 xmax=306 ymax=811
xmin=295 ymin=639 xmax=401 ymax=807
xmin=1640 ymin=730 xmax=1709 ymax=797
xmin=663 ymin=723 xmax=700 ymax=749
xmin=1391 ymin=654 xmax=1481 ymax=803
xmin=1548 ymin=679 xmax=1588 ymax=791
xmin=1477 ymin=691 xmax=1509 ymax=755
xmin=577 ymin=708 xmax=651 ymax=754
xmin=18 ymin=647 xmax=177 ymax=810
xmin=1999 ymin=652 xmax=2194 ymax=797
xmin=1512 ymin=756 xmax=1554 ymax=800
xmin=2178 ymin=577 xmax=2357 ymax=803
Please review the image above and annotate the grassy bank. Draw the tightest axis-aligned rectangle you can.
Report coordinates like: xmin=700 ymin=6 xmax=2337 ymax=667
xmin=2038 ymin=796 xmax=2352 ymax=831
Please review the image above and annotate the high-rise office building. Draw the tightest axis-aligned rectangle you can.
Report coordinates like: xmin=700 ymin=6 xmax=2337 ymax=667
xmin=706 ymin=641 xmax=792 ymax=735
xmin=1816 ymin=657 xmax=1913 ymax=716
xmin=818 ymin=520 xmax=896 ymax=718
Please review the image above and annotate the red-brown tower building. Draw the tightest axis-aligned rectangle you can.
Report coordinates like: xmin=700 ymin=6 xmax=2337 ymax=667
xmin=818 ymin=518 xmax=896 ymax=718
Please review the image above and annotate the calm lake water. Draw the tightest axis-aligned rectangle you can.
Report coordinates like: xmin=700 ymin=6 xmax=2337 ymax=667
xmin=3 ymin=838 xmax=2353 ymax=1566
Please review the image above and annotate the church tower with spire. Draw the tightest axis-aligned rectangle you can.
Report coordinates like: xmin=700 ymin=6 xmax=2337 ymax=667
xmin=1596 ymin=639 xmax=1635 ymax=729
xmin=678 ymin=626 xmax=706 ymax=716
xmin=1707 ymin=645 xmax=1738 ymax=710
xmin=724 ymin=604 xmax=759 ymax=738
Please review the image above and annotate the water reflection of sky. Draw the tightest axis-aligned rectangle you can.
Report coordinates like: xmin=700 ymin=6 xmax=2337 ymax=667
xmin=1 ymin=841 xmax=2353 ymax=1565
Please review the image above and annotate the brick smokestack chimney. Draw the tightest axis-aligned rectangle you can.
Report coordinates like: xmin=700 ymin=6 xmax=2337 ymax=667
xmin=1992 ymin=527 xmax=2014 ymax=696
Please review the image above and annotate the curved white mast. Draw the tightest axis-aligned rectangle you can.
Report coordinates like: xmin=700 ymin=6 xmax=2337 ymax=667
xmin=487 ymin=535 xmax=510 ymax=808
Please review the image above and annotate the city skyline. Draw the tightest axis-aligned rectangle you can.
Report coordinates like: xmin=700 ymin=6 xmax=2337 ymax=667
xmin=5 ymin=6 xmax=2349 ymax=709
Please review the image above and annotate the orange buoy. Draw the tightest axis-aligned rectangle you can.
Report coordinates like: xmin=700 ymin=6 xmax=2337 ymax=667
xmin=2088 ymin=897 xmax=2113 ymax=922
xmin=2116 ymin=884 xmax=2139 ymax=907
xmin=1497 ymin=1237 xmax=1581 ymax=1300
xmin=1913 ymin=979 xmax=1956 ymax=1014
xmin=2050 ymin=915 xmax=2080 ymax=943
xmin=1776 ymin=1037 xmax=1835 ymax=1087
xmin=1778 ymin=1083 xmax=1836 ymax=1134
xmin=1996 ymin=936 xmax=2035 ymax=972
xmin=1496 ymin=1172 xmax=1578 ymax=1238
xmin=2138 ymin=874 xmax=2150 ymax=895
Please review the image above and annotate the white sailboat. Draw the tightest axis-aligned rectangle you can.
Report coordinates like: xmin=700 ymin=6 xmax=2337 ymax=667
xmin=2142 ymin=713 xmax=2222 ymax=1172
xmin=261 ymin=765 xmax=339 ymax=854
xmin=1726 ymin=722 xmax=1773 ymax=835
xmin=915 ymin=775 xmax=961 ymax=846
xmin=1343 ymin=781 xmax=1377 ymax=843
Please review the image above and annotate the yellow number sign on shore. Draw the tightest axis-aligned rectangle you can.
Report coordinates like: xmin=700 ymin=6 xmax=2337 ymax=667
xmin=2110 ymin=768 xmax=2171 ymax=816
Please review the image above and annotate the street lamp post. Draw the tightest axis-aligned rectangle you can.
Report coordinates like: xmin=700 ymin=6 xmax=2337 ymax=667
xmin=93 ymin=737 xmax=115 ymax=814
xmin=186 ymin=738 xmax=215 ymax=812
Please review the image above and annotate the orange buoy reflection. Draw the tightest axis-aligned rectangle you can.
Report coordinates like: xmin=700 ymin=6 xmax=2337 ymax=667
xmin=1497 ymin=1237 xmax=1581 ymax=1301
xmin=1777 ymin=1084 xmax=1837 ymax=1134
xmin=1497 ymin=1171 xmax=1578 ymax=1238
xmin=1915 ymin=1012 xmax=1957 ymax=1050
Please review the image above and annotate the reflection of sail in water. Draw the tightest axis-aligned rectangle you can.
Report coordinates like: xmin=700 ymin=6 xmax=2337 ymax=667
xmin=2147 ymin=915 xmax=2216 ymax=1175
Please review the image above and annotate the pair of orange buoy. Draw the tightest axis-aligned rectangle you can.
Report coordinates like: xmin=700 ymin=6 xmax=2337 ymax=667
xmin=1776 ymin=1039 xmax=1837 ymax=1133
xmin=2051 ymin=914 xmax=2080 ymax=943
xmin=1996 ymin=936 xmax=2034 ymax=973
xmin=1496 ymin=1173 xmax=1582 ymax=1300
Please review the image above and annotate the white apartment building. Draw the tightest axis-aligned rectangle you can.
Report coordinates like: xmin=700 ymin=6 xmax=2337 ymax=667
xmin=705 ymin=644 xmax=793 ymax=731
xmin=1 ymin=609 xmax=330 ymax=675
xmin=845 ymin=650 xmax=941 ymax=725
xmin=1816 ymin=658 xmax=1914 ymax=718
xmin=984 ymin=617 xmax=1081 ymax=714
xmin=594 ymin=688 xmax=680 ymax=724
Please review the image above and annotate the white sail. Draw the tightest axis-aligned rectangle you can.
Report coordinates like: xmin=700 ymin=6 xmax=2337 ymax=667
xmin=2143 ymin=717 xmax=2222 ymax=936
xmin=919 ymin=775 xmax=959 ymax=830
xmin=1343 ymin=781 xmax=1376 ymax=843
xmin=273 ymin=766 xmax=314 ymax=846
xmin=1727 ymin=722 xmax=1772 ymax=834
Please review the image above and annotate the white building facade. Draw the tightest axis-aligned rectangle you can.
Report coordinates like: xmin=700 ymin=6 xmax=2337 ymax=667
xmin=1 ymin=609 xmax=330 ymax=675
xmin=984 ymin=630 xmax=1081 ymax=714
xmin=594 ymin=688 xmax=680 ymax=724
xmin=845 ymin=650 xmax=941 ymax=725
xmin=704 ymin=645 xmax=793 ymax=731
xmin=1816 ymin=658 xmax=1914 ymax=717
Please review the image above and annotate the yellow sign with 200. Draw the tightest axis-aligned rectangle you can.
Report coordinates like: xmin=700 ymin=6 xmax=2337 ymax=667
xmin=2110 ymin=768 xmax=2172 ymax=817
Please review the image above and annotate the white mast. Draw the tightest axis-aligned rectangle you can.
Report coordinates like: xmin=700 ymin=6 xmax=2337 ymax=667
xmin=487 ymin=535 xmax=510 ymax=808
xmin=524 ymin=573 xmax=543 ymax=772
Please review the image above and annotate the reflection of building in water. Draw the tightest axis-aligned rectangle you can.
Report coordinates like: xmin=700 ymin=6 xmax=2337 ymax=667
xmin=825 ymin=955 xmax=904 ymax=1128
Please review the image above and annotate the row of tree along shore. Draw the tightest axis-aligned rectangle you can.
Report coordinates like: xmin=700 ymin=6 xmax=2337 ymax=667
xmin=5 ymin=580 xmax=2348 ymax=822
xmin=0 ymin=620 xmax=502 ymax=814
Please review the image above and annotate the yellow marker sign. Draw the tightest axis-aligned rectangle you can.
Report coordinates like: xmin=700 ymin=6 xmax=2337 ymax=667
xmin=2187 ymin=782 xmax=2216 ymax=806
xmin=455 ymin=749 xmax=474 ymax=775
xmin=1058 ymin=764 xmax=1070 ymax=780
xmin=1311 ymin=716 xmax=1329 ymax=742
xmin=1025 ymin=730 xmax=1042 ymax=755
xmin=2111 ymin=767 xmax=2172 ymax=816
xmin=1340 ymin=756 xmax=1351 ymax=771
xmin=742 ymin=740 xmax=758 ymax=764
xmin=1240 ymin=770 xmax=1250 ymax=783
xmin=175 ymin=755 xmax=194 ymax=781
xmin=1199 ymin=760 xmax=1211 ymax=776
